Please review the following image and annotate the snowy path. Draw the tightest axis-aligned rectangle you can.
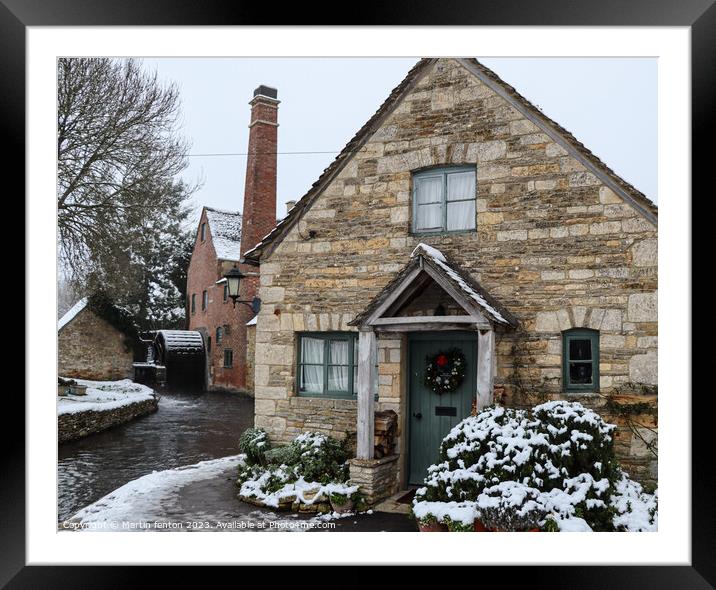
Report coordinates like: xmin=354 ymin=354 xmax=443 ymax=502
xmin=63 ymin=455 xmax=416 ymax=532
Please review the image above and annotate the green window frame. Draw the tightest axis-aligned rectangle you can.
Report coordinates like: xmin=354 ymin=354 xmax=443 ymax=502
xmin=296 ymin=332 xmax=359 ymax=399
xmin=412 ymin=166 xmax=477 ymax=234
xmin=216 ymin=326 xmax=223 ymax=344
xmin=562 ymin=328 xmax=600 ymax=393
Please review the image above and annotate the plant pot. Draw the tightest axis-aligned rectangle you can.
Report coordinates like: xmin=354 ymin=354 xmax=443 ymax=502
xmin=418 ymin=520 xmax=448 ymax=532
xmin=473 ymin=519 xmax=492 ymax=532
xmin=58 ymin=385 xmax=70 ymax=397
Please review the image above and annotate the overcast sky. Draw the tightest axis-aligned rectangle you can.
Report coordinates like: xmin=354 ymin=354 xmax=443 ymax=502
xmin=141 ymin=57 xmax=657 ymax=224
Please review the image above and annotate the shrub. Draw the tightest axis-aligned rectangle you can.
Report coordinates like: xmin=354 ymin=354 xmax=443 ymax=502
xmin=236 ymin=430 xmax=354 ymax=509
xmin=413 ymin=401 xmax=650 ymax=532
xmin=239 ymin=428 xmax=270 ymax=466
xmin=264 ymin=445 xmax=300 ymax=467
xmin=291 ymin=432 xmax=350 ymax=484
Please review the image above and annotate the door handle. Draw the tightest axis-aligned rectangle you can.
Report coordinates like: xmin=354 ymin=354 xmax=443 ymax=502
xmin=413 ymin=412 xmax=422 ymax=419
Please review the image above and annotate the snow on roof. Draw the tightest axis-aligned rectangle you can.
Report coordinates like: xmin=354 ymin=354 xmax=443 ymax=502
xmin=58 ymin=297 xmax=88 ymax=331
xmin=411 ymin=243 xmax=510 ymax=325
xmin=246 ymin=316 xmax=258 ymax=326
xmin=205 ymin=207 xmax=242 ymax=262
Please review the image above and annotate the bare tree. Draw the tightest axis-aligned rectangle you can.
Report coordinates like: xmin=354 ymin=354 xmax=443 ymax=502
xmin=57 ymin=58 xmax=197 ymax=326
xmin=57 ymin=58 xmax=193 ymax=275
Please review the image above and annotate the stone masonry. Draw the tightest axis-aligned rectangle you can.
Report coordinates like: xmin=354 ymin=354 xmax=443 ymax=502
xmin=251 ymin=59 xmax=658 ymax=488
xmin=58 ymin=307 xmax=134 ymax=381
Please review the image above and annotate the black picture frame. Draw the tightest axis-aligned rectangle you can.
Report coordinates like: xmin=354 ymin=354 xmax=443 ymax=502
xmin=7 ymin=0 xmax=706 ymax=584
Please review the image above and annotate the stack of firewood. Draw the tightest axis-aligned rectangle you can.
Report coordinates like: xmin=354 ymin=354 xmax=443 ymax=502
xmin=374 ymin=410 xmax=398 ymax=458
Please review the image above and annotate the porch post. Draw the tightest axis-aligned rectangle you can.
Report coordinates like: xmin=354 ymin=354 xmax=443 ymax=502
xmin=476 ymin=328 xmax=495 ymax=410
xmin=356 ymin=329 xmax=377 ymax=459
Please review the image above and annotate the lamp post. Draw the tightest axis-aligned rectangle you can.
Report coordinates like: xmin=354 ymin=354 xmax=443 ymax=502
xmin=224 ymin=266 xmax=261 ymax=314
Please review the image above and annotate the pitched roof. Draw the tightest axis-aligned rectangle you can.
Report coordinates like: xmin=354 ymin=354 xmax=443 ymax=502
xmin=349 ymin=243 xmax=518 ymax=328
xmin=204 ymin=207 xmax=242 ymax=262
xmin=244 ymin=57 xmax=657 ymax=263
xmin=58 ymin=297 xmax=88 ymax=331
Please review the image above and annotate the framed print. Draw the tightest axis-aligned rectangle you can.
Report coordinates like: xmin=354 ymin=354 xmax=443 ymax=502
xmin=7 ymin=0 xmax=708 ymax=584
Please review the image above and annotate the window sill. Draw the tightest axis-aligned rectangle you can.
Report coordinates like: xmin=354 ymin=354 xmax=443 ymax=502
xmin=410 ymin=229 xmax=477 ymax=238
xmin=296 ymin=392 xmax=379 ymax=401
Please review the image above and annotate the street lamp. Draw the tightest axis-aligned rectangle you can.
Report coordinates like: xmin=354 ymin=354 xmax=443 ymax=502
xmin=224 ymin=266 xmax=261 ymax=314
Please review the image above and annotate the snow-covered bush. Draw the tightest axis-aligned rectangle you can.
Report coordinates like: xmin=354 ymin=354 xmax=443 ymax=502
xmin=264 ymin=444 xmax=300 ymax=467
xmin=236 ymin=431 xmax=355 ymax=510
xmin=238 ymin=428 xmax=270 ymax=466
xmin=413 ymin=401 xmax=657 ymax=532
xmin=291 ymin=432 xmax=350 ymax=484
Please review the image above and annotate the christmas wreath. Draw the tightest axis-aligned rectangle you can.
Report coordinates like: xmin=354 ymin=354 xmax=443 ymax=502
xmin=424 ymin=348 xmax=467 ymax=394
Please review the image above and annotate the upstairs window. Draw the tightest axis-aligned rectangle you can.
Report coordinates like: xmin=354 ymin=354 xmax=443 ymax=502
xmin=412 ymin=167 xmax=476 ymax=233
xmin=223 ymin=284 xmax=228 ymax=303
xmin=562 ymin=329 xmax=600 ymax=393
xmin=202 ymin=290 xmax=208 ymax=311
xmin=191 ymin=294 xmax=196 ymax=314
xmin=200 ymin=222 xmax=207 ymax=242
xmin=216 ymin=326 xmax=223 ymax=344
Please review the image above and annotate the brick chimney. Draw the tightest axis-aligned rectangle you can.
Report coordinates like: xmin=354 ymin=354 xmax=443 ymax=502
xmin=240 ymin=85 xmax=279 ymax=257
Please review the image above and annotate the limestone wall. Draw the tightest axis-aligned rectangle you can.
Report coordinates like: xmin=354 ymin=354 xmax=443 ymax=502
xmin=58 ymin=308 xmax=135 ymax=381
xmin=58 ymin=398 xmax=158 ymax=443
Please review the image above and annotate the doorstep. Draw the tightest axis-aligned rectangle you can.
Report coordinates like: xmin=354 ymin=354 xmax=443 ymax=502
xmin=372 ymin=489 xmax=415 ymax=515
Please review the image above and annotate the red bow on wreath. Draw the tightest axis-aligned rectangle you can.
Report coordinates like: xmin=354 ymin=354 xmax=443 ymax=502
xmin=436 ymin=354 xmax=449 ymax=367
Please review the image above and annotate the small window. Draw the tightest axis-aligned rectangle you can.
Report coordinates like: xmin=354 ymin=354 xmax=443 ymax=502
xmin=216 ymin=326 xmax=223 ymax=344
xmin=412 ymin=167 xmax=476 ymax=233
xmin=562 ymin=329 xmax=600 ymax=392
xmin=223 ymin=284 xmax=228 ymax=303
xmin=191 ymin=294 xmax=196 ymax=314
xmin=202 ymin=290 xmax=208 ymax=311
xmin=200 ymin=222 xmax=206 ymax=242
xmin=207 ymin=336 xmax=212 ymax=353
xmin=297 ymin=333 xmax=358 ymax=398
xmin=223 ymin=348 xmax=233 ymax=368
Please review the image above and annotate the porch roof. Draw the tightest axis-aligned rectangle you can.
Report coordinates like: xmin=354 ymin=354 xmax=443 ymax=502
xmin=349 ymin=243 xmax=518 ymax=329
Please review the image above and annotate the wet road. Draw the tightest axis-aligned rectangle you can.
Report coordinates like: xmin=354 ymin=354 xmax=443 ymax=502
xmin=57 ymin=389 xmax=253 ymax=522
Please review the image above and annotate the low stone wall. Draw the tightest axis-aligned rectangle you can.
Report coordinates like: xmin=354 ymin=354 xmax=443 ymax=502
xmin=349 ymin=455 xmax=400 ymax=505
xmin=58 ymin=398 xmax=159 ymax=443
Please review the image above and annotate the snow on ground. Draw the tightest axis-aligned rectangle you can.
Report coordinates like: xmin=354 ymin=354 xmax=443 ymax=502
xmin=58 ymin=378 xmax=156 ymax=416
xmin=66 ymin=455 xmax=245 ymax=530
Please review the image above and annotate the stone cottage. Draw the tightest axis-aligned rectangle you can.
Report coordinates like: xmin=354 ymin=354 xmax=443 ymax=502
xmin=58 ymin=298 xmax=136 ymax=380
xmin=186 ymin=85 xmax=279 ymax=393
xmin=243 ymin=58 xmax=658 ymax=501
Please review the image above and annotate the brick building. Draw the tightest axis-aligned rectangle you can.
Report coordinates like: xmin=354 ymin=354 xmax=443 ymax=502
xmin=186 ymin=85 xmax=279 ymax=393
xmin=58 ymin=298 xmax=135 ymax=381
xmin=243 ymin=58 xmax=658 ymax=501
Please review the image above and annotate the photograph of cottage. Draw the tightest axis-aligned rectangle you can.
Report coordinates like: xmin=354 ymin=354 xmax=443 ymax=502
xmin=56 ymin=56 xmax=658 ymax=534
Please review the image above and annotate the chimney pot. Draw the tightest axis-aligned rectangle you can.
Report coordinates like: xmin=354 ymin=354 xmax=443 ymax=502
xmin=286 ymin=200 xmax=296 ymax=215
xmin=253 ymin=85 xmax=278 ymax=100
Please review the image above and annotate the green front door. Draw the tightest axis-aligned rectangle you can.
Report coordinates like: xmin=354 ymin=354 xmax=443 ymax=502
xmin=408 ymin=332 xmax=477 ymax=485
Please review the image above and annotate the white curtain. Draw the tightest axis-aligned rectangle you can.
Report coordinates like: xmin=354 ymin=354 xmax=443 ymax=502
xmin=328 ymin=339 xmax=349 ymax=392
xmin=301 ymin=337 xmax=324 ymax=393
xmin=447 ymin=171 xmax=475 ymax=200
xmin=415 ymin=176 xmax=443 ymax=231
xmin=447 ymin=200 xmax=476 ymax=231
xmin=447 ymin=172 xmax=476 ymax=230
